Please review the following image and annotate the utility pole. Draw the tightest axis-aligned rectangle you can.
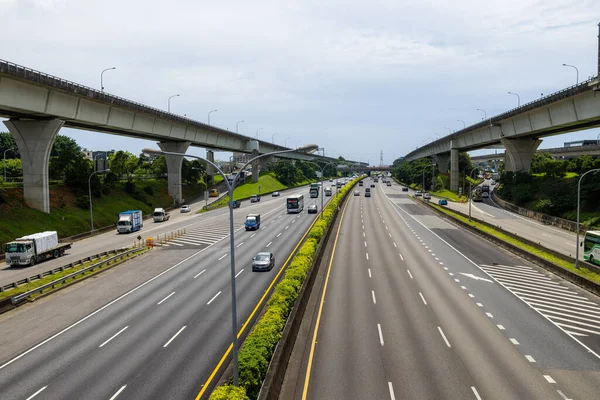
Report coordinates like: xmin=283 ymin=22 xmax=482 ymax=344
xmin=380 ymin=150 xmax=384 ymax=166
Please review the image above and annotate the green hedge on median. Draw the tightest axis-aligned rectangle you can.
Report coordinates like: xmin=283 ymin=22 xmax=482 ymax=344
xmin=209 ymin=177 xmax=361 ymax=400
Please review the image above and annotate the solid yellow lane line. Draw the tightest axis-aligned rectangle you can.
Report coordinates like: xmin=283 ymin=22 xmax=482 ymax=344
xmin=196 ymin=212 xmax=322 ymax=400
xmin=301 ymin=195 xmax=350 ymax=400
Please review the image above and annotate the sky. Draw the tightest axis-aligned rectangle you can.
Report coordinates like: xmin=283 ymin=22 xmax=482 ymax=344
xmin=1 ymin=0 xmax=599 ymax=165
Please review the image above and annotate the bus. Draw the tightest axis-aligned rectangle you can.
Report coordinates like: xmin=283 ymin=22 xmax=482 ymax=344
xmin=310 ymin=183 xmax=320 ymax=198
xmin=583 ymin=230 xmax=600 ymax=265
xmin=287 ymin=195 xmax=304 ymax=214
xmin=209 ymin=189 xmax=219 ymax=197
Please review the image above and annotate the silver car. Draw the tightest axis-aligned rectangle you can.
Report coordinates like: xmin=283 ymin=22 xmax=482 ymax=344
xmin=252 ymin=252 xmax=274 ymax=272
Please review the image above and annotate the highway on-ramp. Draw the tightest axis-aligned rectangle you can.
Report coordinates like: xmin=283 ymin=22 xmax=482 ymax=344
xmin=0 ymin=182 xmax=342 ymax=400
xmin=295 ymin=177 xmax=600 ymax=400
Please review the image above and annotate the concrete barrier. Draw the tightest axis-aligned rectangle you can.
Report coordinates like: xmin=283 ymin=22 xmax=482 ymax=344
xmin=491 ymin=190 xmax=581 ymax=232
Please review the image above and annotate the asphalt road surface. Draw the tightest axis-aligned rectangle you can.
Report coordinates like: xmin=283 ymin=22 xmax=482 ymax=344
xmin=295 ymin=177 xmax=600 ymax=400
xmin=0 ymin=181 xmax=344 ymax=400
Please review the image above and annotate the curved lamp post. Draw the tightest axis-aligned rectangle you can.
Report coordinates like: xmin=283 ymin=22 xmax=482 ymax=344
xmin=457 ymin=120 xmax=466 ymax=129
xmin=575 ymin=168 xmax=600 ymax=268
xmin=256 ymin=127 xmax=263 ymax=139
xmin=143 ymin=143 xmax=319 ymax=386
xmin=508 ymin=92 xmax=521 ymax=107
xmin=100 ymin=67 xmax=116 ymax=92
xmin=3 ymin=147 xmax=16 ymax=182
xmin=236 ymin=120 xmax=244 ymax=133
xmin=476 ymin=108 xmax=487 ymax=120
xmin=89 ymin=169 xmax=110 ymax=231
xmin=562 ymin=63 xmax=579 ymax=84
xmin=208 ymin=109 xmax=217 ymax=125
xmin=301 ymin=160 xmax=339 ymax=215
xmin=168 ymin=94 xmax=180 ymax=113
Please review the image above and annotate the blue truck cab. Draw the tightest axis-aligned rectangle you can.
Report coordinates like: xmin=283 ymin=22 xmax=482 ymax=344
xmin=245 ymin=213 xmax=261 ymax=231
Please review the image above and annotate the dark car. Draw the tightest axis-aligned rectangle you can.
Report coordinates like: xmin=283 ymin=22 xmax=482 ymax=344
xmin=252 ymin=252 xmax=274 ymax=272
xmin=308 ymin=204 xmax=318 ymax=214
xmin=439 ymin=198 xmax=448 ymax=206
xmin=250 ymin=195 xmax=261 ymax=203
xmin=370 ymin=183 xmax=375 ymax=188
xmin=231 ymin=200 xmax=241 ymax=209
xmin=402 ymin=187 xmax=409 ymax=192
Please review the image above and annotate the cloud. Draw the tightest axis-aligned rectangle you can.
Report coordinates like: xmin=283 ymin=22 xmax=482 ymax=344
xmin=0 ymin=0 xmax=598 ymax=164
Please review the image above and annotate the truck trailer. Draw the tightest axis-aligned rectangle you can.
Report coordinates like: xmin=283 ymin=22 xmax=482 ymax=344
xmin=117 ymin=210 xmax=143 ymax=233
xmin=4 ymin=231 xmax=71 ymax=267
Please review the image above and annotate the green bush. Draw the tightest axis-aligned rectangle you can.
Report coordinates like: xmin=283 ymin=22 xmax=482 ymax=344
xmin=143 ymin=185 xmax=154 ymax=195
xmin=124 ymin=180 xmax=136 ymax=194
xmin=209 ymin=385 xmax=248 ymax=400
xmin=75 ymin=195 xmax=90 ymax=209
xmin=213 ymin=176 xmax=362 ymax=399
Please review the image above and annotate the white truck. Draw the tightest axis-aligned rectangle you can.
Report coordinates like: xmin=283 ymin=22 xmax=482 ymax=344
xmin=4 ymin=231 xmax=71 ymax=267
xmin=153 ymin=207 xmax=170 ymax=222
xmin=324 ymin=187 xmax=332 ymax=196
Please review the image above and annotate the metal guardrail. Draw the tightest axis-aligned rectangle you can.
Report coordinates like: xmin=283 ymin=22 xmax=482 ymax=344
xmin=0 ymin=248 xmax=128 ymax=293
xmin=9 ymin=247 xmax=141 ymax=305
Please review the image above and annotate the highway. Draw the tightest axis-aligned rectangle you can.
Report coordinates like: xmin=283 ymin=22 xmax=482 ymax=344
xmin=1 ymin=184 xmax=306 ymax=287
xmin=0 ymin=182 xmax=342 ymax=399
xmin=294 ymin=177 xmax=600 ymax=400
xmin=405 ymin=180 xmax=578 ymax=259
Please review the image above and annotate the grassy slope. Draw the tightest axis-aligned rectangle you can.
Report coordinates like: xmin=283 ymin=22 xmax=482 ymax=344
xmin=0 ymin=180 xmax=205 ymax=247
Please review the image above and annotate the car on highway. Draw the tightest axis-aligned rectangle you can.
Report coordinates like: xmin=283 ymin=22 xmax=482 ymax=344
xmin=180 ymin=205 xmax=191 ymax=213
xmin=423 ymin=193 xmax=431 ymax=200
xmin=308 ymin=204 xmax=318 ymax=214
xmin=272 ymin=191 xmax=280 ymax=197
xmin=415 ymin=190 xmax=422 ymax=197
xmin=491 ymin=180 xmax=496 ymax=185
xmin=482 ymin=192 xmax=489 ymax=198
xmin=354 ymin=190 xmax=360 ymax=196
xmin=438 ymin=198 xmax=448 ymax=206
xmin=252 ymin=252 xmax=274 ymax=272
xmin=231 ymin=200 xmax=241 ymax=209
xmin=370 ymin=183 xmax=375 ymax=188
xmin=386 ymin=182 xmax=392 ymax=186
xmin=402 ymin=187 xmax=409 ymax=192
xmin=250 ymin=194 xmax=261 ymax=202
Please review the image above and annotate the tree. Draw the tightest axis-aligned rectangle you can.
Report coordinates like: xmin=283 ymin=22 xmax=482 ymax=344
xmin=458 ymin=152 xmax=473 ymax=175
xmin=271 ymin=160 xmax=304 ymax=185
xmin=0 ymin=132 xmax=19 ymax=160
xmin=296 ymin=161 xmax=317 ymax=180
xmin=531 ymin=153 xmax=554 ymax=174
xmin=109 ymin=151 xmax=138 ymax=179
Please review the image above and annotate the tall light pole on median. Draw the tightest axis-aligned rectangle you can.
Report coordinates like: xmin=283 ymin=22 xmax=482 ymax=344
xmin=468 ymin=167 xmax=479 ymax=221
xmin=236 ymin=120 xmax=244 ymax=133
xmin=562 ymin=63 xmax=579 ymax=84
xmin=444 ymin=127 xmax=452 ymax=135
xmin=303 ymin=160 xmax=339 ymax=216
xmin=575 ymin=168 xmax=600 ymax=269
xmin=208 ymin=109 xmax=217 ymax=126
xmin=256 ymin=127 xmax=263 ymax=139
xmin=89 ymin=169 xmax=110 ymax=232
xmin=142 ymin=143 xmax=319 ymax=387
xmin=457 ymin=120 xmax=466 ymax=129
xmin=3 ymin=147 xmax=16 ymax=183
xmin=508 ymin=92 xmax=521 ymax=107
xmin=272 ymin=133 xmax=279 ymax=143
xmin=168 ymin=94 xmax=180 ymax=113
xmin=284 ymin=137 xmax=291 ymax=147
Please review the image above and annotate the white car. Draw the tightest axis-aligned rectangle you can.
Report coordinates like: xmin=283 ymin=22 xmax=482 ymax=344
xmin=180 ymin=205 xmax=191 ymax=213
xmin=415 ymin=191 xmax=422 ymax=197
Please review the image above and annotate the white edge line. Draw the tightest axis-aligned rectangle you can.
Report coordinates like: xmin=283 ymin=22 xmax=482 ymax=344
xmin=388 ymin=382 xmax=396 ymax=400
xmin=108 ymin=385 xmax=127 ymax=400
xmin=438 ymin=326 xmax=451 ymax=347
xmin=372 ymin=290 xmax=377 ymax=304
xmin=218 ymin=254 xmax=227 ymax=261
xmin=471 ymin=386 xmax=482 ymax=400
xmin=419 ymin=292 xmax=427 ymax=305
xmin=407 ymin=270 xmax=413 ymax=279
xmin=387 ymin=196 xmax=600 ymax=361
xmin=25 ymin=385 xmax=47 ymax=400
xmin=207 ymin=291 xmax=222 ymax=305
xmin=99 ymin=326 xmax=129 ymax=348
xmin=543 ymin=375 xmax=556 ymax=384
xmin=368 ymin=269 xmax=372 ymax=278
xmin=366 ymin=252 xmax=369 ymax=260
xmin=399 ymin=253 xmax=404 ymax=261
xmin=235 ymin=269 xmax=244 ymax=278
xmin=163 ymin=326 xmax=186 ymax=348
xmin=0 ymin=236 xmax=225 ymax=371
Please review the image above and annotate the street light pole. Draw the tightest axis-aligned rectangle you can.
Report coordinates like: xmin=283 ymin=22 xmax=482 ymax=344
xmin=444 ymin=127 xmax=452 ymax=134
xmin=142 ymin=143 xmax=319 ymax=387
xmin=476 ymin=108 xmax=487 ymax=120
xmin=285 ymin=137 xmax=291 ymax=147
xmin=508 ymin=92 xmax=521 ymax=107
xmin=100 ymin=67 xmax=116 ymax=92
xmin=468 ymin=167 xmax=479 ymax=221
xmin=256 ymin=127 xmax=263 ymax=139
xmin=272 ymin=133 xmax=279 ymax=144
xmin=208 ymin=109 xmax=217 ymax=125
xmin=562 ymin=63 xmax=579 ymax=84
xmin=457 ymin=120 xmax=466 ymax=129
xmin=296 ymin=141 xmax=302 ymax=148
xmin=575 ymin=168 xmax=600 ymax=268
xmin=89 ymin=169 xmax=110 ymax=232
xmin=236 ymin=120 xmax=244 ymax=133
xmin=303 ymin=160 xmax=338 ymax=216
xmin=168 ymin=94 xmax=180 ymax=113
xmin=3 ymin=147 xmax=16 ymax=182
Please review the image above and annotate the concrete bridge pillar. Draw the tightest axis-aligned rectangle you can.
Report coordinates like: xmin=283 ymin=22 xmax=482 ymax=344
xmin=158 ymin=141 xmax=190 ymax=204
xmin=434 ymin=153 xmax=450 ymax=174
xmin=450 ymin=148 xmax=459 ymax=192
xmin=4 ymin=119 xmax=64 ymax=213
xmin=205 ymin=150 xmax=215 ymax=180
xmin=251 ymin=149 xmax=260 ymax=183
xmin=501 ymin=138 xmax=542 ymax=172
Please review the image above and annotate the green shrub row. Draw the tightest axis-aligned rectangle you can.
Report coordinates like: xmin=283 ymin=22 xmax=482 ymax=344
xmin=209 ymin=176 xmax=362 ymax=400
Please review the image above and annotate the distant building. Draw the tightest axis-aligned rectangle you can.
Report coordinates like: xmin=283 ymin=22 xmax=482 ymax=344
xmin=82 ymin=149 xmax=115 ymax=172
xmin=564 ymin=140 xmax=599 ymax=148
xmin=233 ymin=152 xmax=251 ymax=164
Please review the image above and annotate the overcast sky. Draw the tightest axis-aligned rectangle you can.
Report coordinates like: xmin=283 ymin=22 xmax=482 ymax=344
xmin=1 ymin=0 xmax=599 ymax=165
